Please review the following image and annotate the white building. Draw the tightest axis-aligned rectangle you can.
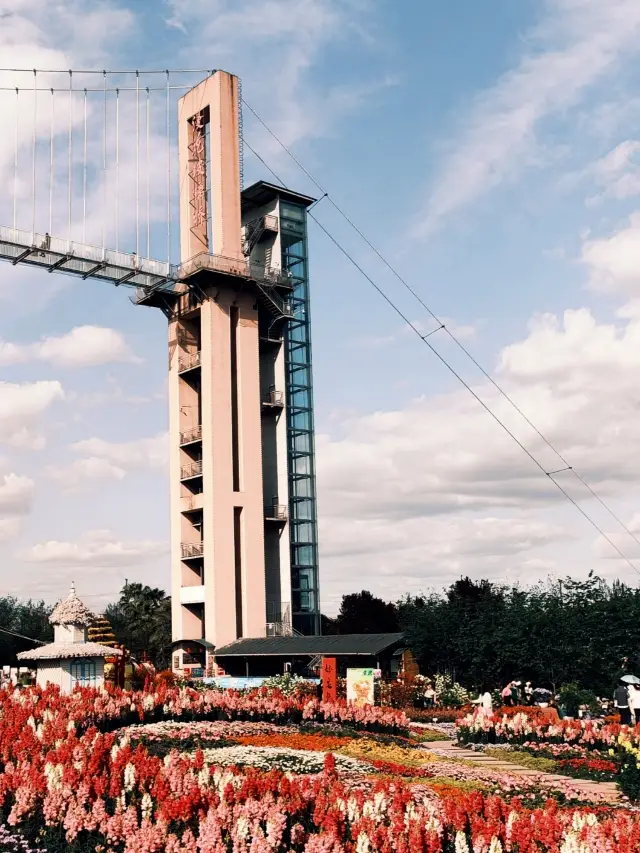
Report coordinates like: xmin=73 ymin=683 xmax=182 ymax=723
xmin=17 ymin=584 xmax=120 ymax=691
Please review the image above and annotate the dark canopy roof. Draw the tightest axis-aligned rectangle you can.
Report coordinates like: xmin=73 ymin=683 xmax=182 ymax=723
xmin=241 ymin=180 xmax=316 ymax=213
xmin=214 ymin=633 xmax=404 ymax=657
xmin=168 ymin=639 xmax=215 ymax=651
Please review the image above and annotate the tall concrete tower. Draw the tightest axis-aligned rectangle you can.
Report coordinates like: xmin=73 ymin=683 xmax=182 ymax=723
xmin=138 ymin=71 xmax=321 ymax=674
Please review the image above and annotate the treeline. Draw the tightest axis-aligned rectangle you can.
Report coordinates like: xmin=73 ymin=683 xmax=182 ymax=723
xmin=398 ymin=573 xmax=640 ymax=694
xmin=0 ymin=583 xmax=171 ymax=669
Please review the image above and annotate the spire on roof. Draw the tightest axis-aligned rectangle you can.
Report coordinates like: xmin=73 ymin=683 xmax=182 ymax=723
xmin=49 ymin=585 xmax=95 ymax=627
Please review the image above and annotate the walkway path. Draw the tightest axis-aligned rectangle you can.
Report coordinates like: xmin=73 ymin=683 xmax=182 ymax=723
xmin=421 ymin=740 xmax=620 ymax=803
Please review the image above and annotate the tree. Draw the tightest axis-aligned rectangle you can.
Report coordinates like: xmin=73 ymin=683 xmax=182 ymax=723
xmin=398 ymin=573 xmax=640 ymax=694
xmin=334 ymin=590 xmax=400 ymax=634
xmin=105 ymin=583 xmax=171 ymax=669
xmin=0 ymin=597 xmax=53 ymax=664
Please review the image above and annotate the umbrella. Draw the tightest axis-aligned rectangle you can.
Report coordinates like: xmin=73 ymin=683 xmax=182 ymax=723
xmin=621 ymin=674 xmax=640 ymax=684
xmin=532 ymin=688 xmax=552 ymax=701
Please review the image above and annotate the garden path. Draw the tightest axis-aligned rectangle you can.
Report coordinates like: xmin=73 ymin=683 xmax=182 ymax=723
xmin=421 ymin=741 xmax=621 ymax=803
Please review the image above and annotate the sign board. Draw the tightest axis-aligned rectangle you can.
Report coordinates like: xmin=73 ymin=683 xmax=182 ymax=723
xmin=346 ymin=668 xmax=375 ymax=707
xmin=321 ymin=657 xmax=337 ymax=703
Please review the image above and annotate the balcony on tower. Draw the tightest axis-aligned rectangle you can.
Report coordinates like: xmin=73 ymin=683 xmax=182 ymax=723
xmin=180 ymin=459 xmax=203 ymax=482
xmin=178 ymin=351 xmax=201 ymax=374
xmin=180 ymin=425 xmax=202 ymax=447
xmin=265 ymin=502 xmax=288 ymax=523
xmin=181 ymin=541 xmax=204 ymax=560
xmin=262 ymin=388 xmax=285 ymax=412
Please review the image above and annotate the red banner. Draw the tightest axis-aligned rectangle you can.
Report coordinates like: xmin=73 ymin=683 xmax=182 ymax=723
xmin=321 ymin=657 xmax=337 ymax=703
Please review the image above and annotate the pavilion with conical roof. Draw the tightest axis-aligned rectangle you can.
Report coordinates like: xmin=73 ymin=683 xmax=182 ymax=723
xmin=17 ymin=583 xmax=121 ymax=691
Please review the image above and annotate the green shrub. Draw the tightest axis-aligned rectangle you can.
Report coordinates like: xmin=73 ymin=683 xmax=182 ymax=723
xmin=619 ymin=752 xmax=640 ymax=801
xmin=558 ymin=682 xmax=599 ymax=718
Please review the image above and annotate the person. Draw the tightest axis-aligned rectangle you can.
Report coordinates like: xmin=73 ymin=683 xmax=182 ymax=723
xmin=629 ymin=685 xmax=640 ymax=725
xmin=524 ymin=682 xmax=534 ymax=705
xmin=424 ymin=683 xmax=436 ymax=708
xmin=614 ymin=682 xmax=632 ymax=725
xmin=472 ymin=687 xmax=493 ymax=714
xmin=501 ymin=683 xmax=514 ymax=707
xmin=511 ymin=681 xmax=520 ymax=706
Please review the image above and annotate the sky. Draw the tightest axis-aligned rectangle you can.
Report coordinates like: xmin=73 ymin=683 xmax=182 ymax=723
xmin=2 ymin=0 xmax=640 ymax=614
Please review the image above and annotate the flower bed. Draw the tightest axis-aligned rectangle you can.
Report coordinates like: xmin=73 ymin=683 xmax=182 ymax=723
xmin=407 ymin=706 xmax=468 ymax=723
xmin=1 ymin=686 xmax=640 ymax=851
xmin=456 ymin=707 xmax=627 ymax=750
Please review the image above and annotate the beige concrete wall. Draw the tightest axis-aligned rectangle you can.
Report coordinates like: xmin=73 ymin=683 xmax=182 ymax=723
xmin=171 ymin=71 xmax=268 ymax=655
xmin=178 ymin=72 xmax=242 ymax=261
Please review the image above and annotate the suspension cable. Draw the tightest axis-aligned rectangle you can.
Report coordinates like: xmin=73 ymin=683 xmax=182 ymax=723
xmin=115 ymin=87 xmax=119 ymax=252
xmin=82 ymin=89 xmax=87 ymax=243
xmin=242 ymin=102 xmax=640 ymax=562
xmin=166 ymin=70 xmax=171 ymax=264
xmin=31 ymin=70 xmax=37 ymax=241
xmin=146 ymin=87 xmax=150 ymax=258
xmin=13 ymin=88 xmax=18 ymax=231
xmin=49 ymin=88 xmax=54 ymax=236
xmin=136 ymin=70 xmax=140 ymax=258
xmin=67 ymin=71 xmax=72 ymax=249
xmin=243 ymin=137 xmax=640 ymax=578
xmin=102 ymin=71 xmax=107 ymax=252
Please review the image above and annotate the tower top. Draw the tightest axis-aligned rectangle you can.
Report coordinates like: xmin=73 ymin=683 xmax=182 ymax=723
xmin=49 ymin=585 xmax=95 ymax=628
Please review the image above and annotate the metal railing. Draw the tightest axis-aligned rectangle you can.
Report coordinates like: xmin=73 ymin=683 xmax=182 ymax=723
xmin=179 ymin=351 xmax=201 ymax=372
xmin=263 ymin=389 xmax=284 ymax=407
xmin=180 ymin=460 xmax=203 ymax=480
xmin=180 ymin=425 xmax=202 ymax=445
xmin=265 ymin=503 xmax=288 ymax=521
xmin=181 ymin=542 xmax=204 ymax=559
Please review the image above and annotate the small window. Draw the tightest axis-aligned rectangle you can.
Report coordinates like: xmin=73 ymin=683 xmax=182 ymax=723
xmin=70 ymin=659 xmax=97 ymax=687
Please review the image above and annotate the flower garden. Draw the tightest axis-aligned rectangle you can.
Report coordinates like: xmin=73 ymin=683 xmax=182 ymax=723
xmin=457 ymin=707 xmax=640 ymax=801
xmin=2 ymin=685 xmax=640 ymax=851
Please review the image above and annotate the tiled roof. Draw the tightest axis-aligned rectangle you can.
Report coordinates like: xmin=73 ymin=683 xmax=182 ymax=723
xmin=49 ymin=584 xmax=95 ymax=627
xmin=17 ymin=642 xmax=122 ymax=661
xmin=214 ymin=633 xmax=405 ymax=657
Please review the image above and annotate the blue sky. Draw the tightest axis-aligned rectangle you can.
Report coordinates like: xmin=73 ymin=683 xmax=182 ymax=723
xmin=2 ymin=0 xmax=640 ymax=613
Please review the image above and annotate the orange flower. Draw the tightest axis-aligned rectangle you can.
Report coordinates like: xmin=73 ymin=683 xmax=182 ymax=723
xmin=234 ymin=733 xmax=348 ymax=752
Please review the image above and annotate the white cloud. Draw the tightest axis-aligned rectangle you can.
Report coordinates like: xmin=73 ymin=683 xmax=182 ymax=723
xmin=0 ymin=326 xmax=139 ymax=368
xmin=45 ymin=433 xmax=168 ymax=489
xmin=317 ymin=293 xmax=640 ymax=604
xmin=22 ymin=529 xmax=168 ymax=567
xmin=46 ymin=457 xmax=126 ymax=489
xmin=0 ymin=380 xmax=63 ymax=449
xmin=0 ymin=471 xmax=35 ymax=543
xmin=71 ymin=433 xmax=168 ymax=470
xmin=165 ymin=0 xmax=387 ymax=154
xmin=581 ymin=213 xmax=640 ymax=296
xmin=0 ymin=473 xmax=34 ymax=516
xmin=417 ymin=0 xmax=640 ymax=235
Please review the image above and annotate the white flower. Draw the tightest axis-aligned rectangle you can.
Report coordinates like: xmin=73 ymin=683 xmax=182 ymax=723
xmin=141 ymin=793 xmax=153 ymax=821
xmin=489 ymin=838 xmax=503 ymax=853
xmin=43 ymin=763 xmax=64 ymax=792
xmin=455 ymin=832 xmax=469 ymax=853
xmin=356 ymin=832 xmax=370 ymax=853
xmin=235 ymin=817 xmax=249 ymax=840
xmin=123 ymin=763 xmax=136 ymax=792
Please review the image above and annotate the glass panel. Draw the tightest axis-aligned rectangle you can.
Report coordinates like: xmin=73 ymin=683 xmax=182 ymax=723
xmin=280 ymin=202 xmax=305 ymax=221
xmin=294 ymin=522 xmax=314 ymax=542
xmin=294 ymin=545 xmax=314 ymax=566
xmin=292 ymin=411 xmax=310 ymax=430
xmin=293 ymin=478 xmax=312 ymax=498
xmin=292 ymin=456 xmax=310 ymax=476
xmin=293 ymin=434 xmax=310 ymax=453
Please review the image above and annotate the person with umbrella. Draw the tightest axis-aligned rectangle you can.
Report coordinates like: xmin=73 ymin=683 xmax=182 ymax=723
xmin=622 ymin=674 xmax=640 ymax=725
xmin=615 ymin=676 xmax=635 ymax=725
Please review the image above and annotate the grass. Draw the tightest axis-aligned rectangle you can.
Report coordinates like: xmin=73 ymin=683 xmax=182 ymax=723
xmin=484 ymin=748 xmax=556 ymax=773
